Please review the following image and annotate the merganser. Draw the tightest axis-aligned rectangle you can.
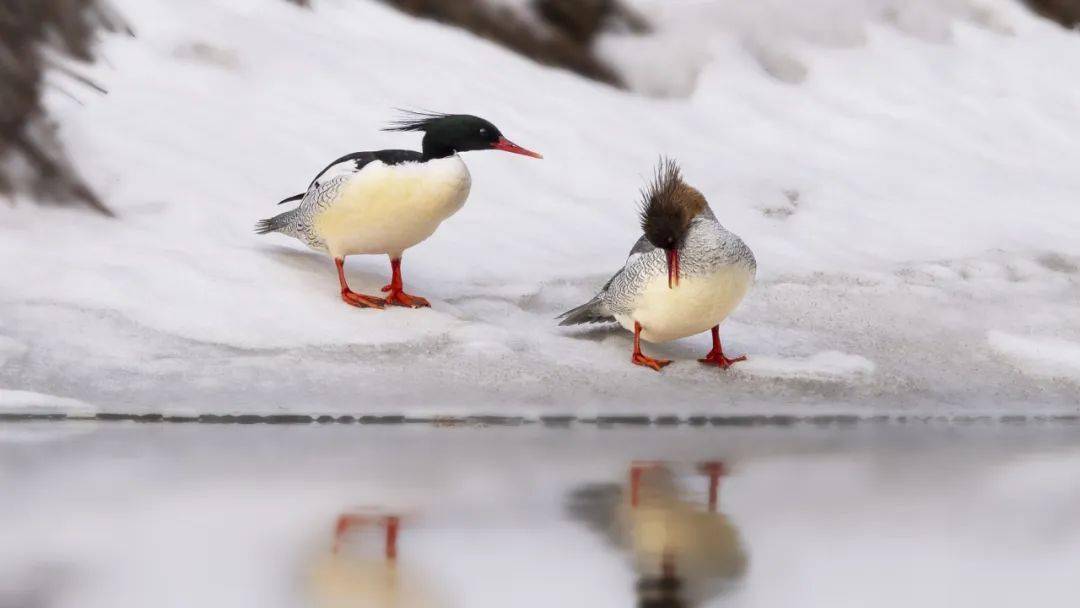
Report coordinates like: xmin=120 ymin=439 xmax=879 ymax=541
xmin=309 ymin=511 xmax=446 ymax=608
xmin=568 ymin=461 xmax=748 ymax=607
xmin=257 ymin=112 xmax=541 ymax=309
xmin=558 ymin=159 xmax=756 ymax=371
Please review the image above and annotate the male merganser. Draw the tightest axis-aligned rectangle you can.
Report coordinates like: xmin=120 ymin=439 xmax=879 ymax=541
xmin=257 ymin=112 xmax=541 ymax=308
xmin=309 ymin=510 xmax=447 ymax=608
xmin=558 ymin=159 xmax=756 ymax=371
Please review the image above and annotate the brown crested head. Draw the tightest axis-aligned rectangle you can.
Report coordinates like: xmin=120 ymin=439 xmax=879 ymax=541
xmin=638 ymin=158 xmax=706 ymax=252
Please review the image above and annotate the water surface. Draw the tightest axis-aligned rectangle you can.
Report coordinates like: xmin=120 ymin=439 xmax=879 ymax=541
xmin=1 ymin=422 xmax=1078 ymax=607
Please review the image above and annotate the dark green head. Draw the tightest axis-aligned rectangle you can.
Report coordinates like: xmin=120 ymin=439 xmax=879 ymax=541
xmin=385 ymin=111 xmax=543 ymax=161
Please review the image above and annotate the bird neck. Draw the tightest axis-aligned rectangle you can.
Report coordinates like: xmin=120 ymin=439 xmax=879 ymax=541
xmin=421 ymin=133 xmax=456 ymax=161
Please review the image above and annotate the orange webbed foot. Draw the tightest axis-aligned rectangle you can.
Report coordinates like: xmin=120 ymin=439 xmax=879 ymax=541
xmin=381 ymin=287 xmax=431 ymax=308
xmin=341 ymin=290 xmax=385 ymax=309
xmin=698 ymin=351 xmax=747 ymax=369
xmin=632 ymin=352 xmax=672 ymax=372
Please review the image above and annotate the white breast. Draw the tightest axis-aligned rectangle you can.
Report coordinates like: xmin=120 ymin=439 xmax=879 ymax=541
xmin=313 ymin=156 xmax=472 ymax=259
xmin=615 ymin=264 xmax=754 ymax=343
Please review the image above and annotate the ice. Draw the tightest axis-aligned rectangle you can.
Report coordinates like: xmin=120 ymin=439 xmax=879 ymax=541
xmin=0 ymin=336 xmax=26 ymax=368
xmin=0 ymin=389 xmax=97 ymax=416
xmin=1 ymin=0 xmax=1079 ymax=414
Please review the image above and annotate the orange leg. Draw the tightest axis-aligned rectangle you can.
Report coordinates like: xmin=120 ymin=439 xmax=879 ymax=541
xmin=332 ymin=513 xmax=400 ymax=561
xmin=381 ymin=258 xmax=430 ymax=308
xmin=385 ymin=516 xmax=399 ymax=561
xmin=336 ymin=258 xmax=384 ymax=309
xmin=632 ymin=321 xmax=671 ymax=371
xmin=629 ymin=461 xmax=665 ymax=508
xmin=699 ymin=326 xmax=746 ymax=369
xmin=698 ymin=461 xmax=726 ymax=513
xmin=333 ymin=513 xmax=368 ymax=553
xmin=630 ymin=465 xmax=644 ymax=508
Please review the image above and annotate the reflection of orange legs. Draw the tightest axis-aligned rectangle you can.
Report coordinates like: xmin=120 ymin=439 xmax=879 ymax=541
xmin=333 ymin=513 xmax=400 ymax=560
xmin=630 ymin=465 xmax=644 ymax=508
xmin=629 ymin=460 xmax=665 ymax=508
xmin=630 ymin=462 xmax=728 ymax=511
xmin=385 ymin=516 xmax=399 ymax=561
xmin=698 ymin=461 xmax=726 ymax=513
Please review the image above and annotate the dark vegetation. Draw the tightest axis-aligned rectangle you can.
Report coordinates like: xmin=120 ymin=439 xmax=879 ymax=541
xmin=378 ymin=0 xmax=648 ymax=88
xmin=291 ymin=0 xmax=648 ymax=88
xmin=0 ymin=0 xmax=130 ymax=215
xmin=1024 ymin=0 xmax=1080 ymax=27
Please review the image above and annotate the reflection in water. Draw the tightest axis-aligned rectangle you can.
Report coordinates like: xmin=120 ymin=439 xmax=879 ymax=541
xmin=309 ymin=509 xmax=447 ymax=608
xmin=5 ymin=425 xmax=1080 ymax=608
xmin=569 ymin=462 xmax=748 ymax=608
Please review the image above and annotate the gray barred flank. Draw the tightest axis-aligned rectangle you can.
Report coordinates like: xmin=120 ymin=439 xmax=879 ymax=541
xmin=259 ymin=173 xmax=350 ymax=251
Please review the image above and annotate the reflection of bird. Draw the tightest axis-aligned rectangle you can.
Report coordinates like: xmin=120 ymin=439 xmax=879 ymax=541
xmin=309 ymin=511 xmax=447 ymax=608
xmin=258 ymin=112 xmax=541 ymax=309
xmin=559 ymin=159 xmax=755 ymax=371
xmin=568 ymin=462 xmax=748 ymax=607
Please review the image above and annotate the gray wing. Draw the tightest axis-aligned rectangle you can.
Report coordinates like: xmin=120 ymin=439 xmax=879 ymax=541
xmin=601 ymin=235 xmax=655 ymax=291
xmin=557 ymin=236 xmax=656 ymax=326
xmin=598 ymin=235 xmax=667 ymax=318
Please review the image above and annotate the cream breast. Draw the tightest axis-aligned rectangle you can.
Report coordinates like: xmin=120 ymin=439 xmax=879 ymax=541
xmin=313 ymin=155 xmax=471 ymax=259
xmin=616 ymin=264 xmax=754 ymax=343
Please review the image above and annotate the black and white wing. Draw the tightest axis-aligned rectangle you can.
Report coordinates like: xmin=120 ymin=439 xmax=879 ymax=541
xmin=275 ymin=149 xmax=424 ymax=205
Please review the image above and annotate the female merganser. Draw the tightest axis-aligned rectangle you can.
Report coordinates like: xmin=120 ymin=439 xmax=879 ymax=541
xmin=558 ymin=159 xmax=756 ymax=371
xmin=568 ymin=462 xmax=748 ymax=607
xmin=257 ymin=112 xmax=541 ymax=309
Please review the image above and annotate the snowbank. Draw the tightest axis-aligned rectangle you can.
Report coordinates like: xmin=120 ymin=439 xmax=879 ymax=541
xmin=0 ymin=389 xmax=97 ymax=416
xmin=1 ymin=0 xmax=1078 ymax=415
xmin=988 ymin=331 xmax=1080 ymax=382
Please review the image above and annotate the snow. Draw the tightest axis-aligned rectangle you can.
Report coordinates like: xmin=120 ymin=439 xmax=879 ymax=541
xmin=1 ymin=0 xmax=1079 ymax=414
xmin=0 ymin=336 xmax=27 ymax=368
xmin=607 ymin=0 xmax=1018 ymax=94
xmin=988 ymin=331 xmax=1080 ymax=382
xmin=2 ymin=424 xmax=1080 ymax=607
xmin=738 ymin=350 xmax=876 ymax=383
xmin=0 ymin=389 xmax=97 ymax=416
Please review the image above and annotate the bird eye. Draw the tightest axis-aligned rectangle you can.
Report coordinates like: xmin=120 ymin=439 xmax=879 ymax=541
xmin=479 ymin=128 xmax=487 ymax=136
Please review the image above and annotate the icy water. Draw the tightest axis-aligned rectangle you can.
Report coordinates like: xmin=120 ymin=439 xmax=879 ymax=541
xmin=2 ymin=422 xmax=1079 ymax=608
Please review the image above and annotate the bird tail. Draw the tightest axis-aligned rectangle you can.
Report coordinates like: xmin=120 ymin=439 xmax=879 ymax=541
xmin=254 ymin=208 xmax=298 ymax=235
xmin=557 ymin=296 xmax=615 ymax=326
